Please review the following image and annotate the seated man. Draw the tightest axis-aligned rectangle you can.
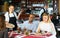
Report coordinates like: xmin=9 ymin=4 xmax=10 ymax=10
xmin=19 ymin=14 xmax=39 ymax=33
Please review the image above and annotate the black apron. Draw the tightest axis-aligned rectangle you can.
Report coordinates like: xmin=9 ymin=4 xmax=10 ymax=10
xmin=8 ymin=13 xmax=17 ymax=30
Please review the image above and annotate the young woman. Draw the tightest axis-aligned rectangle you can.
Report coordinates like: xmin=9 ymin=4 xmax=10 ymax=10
xmin=36 ymin=13 xmax=56 ymax=38
xmin=0 ymin=14 xmax=8 ymax=38
xmin=5 ymin=5 xmax=18 ymax=30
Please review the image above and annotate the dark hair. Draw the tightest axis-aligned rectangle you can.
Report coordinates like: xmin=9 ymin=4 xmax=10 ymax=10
xmin=0 ymin=14 xmax=6 ymax=31
xmin=9 ymin=5 xmax=15 ymax=8
xmin=29 ymin=14 xmax=35 ymax=17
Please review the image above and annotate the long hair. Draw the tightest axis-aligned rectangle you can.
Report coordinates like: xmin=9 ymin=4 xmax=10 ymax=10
xmin=41 ymin=12 xmax=51 ymax=23
xmin=0 ymin=14 xmax=6 ymax=31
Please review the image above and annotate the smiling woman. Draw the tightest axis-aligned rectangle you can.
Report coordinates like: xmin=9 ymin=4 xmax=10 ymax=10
xmin=36 ymin=13 xmax=57 ymax=38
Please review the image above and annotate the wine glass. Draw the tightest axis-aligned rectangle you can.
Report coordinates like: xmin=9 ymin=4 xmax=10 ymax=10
xmin=29 ymin=30 xmax=32 ymax=33
xmin=9 ymin=28 xmax=13 ymax=32
xmin=17 ymin=27 xmax=21 ymax=33
xmin=22 ymin=28 xmax=27 ymax=34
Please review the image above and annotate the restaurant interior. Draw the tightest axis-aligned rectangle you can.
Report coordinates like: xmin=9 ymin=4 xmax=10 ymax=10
xmin=0 ymin=0 xmax=60 ymax=38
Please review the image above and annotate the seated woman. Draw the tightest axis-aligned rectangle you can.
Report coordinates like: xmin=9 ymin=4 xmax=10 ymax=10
xmin=0 ymin=14 xmax=8 ymax=38
xmin=36 ymin=13 xmax=56 ymax=38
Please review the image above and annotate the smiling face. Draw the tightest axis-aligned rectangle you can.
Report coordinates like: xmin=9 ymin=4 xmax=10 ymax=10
xmin=9 ymin=5 xmax=14 ymax=13
xmin=29 ymin=14 xmax=35 ymax=22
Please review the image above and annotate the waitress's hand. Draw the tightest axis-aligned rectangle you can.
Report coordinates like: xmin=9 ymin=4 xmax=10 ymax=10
xmin=6 ymin=22 xmax=15 ymax=28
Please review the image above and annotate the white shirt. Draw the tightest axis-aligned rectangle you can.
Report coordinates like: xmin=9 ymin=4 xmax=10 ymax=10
xmin=19 ymin=20 xmax=39 ymax=32
xmin=9 ymin=13 xmax=14 ymax=17
xmin=4 ymin=12 xmax=18 ymax=22
xmin=38 ymin=21 xmax=56 ymax=36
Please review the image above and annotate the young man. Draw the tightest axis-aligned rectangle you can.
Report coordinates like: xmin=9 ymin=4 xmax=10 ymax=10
xmin=19 ymin=14 xmax=39 ymax=33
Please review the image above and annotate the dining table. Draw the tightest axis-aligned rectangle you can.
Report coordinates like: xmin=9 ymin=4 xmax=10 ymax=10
xmin=8 ymin=31 xmax=55 ymax=38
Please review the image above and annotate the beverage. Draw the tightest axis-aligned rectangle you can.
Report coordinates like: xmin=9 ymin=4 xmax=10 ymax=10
xmin=9 ymin=28 xmax=13 ymax=32
xmin=17 ymin=27 xmax=21 ymax=33
xmin=29 ymin=30 xmax=32 ymax=33
xmin=22 ymin=28 xmax=27 ymax=34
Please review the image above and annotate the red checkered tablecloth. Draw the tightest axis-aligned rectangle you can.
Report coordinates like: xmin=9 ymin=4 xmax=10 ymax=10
xmin=8 ymin=31 xmax=52 ymax=38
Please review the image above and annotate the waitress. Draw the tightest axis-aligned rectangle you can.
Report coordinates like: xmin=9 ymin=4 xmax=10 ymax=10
xmin=4 ymin=5 xmax=18 ymax=30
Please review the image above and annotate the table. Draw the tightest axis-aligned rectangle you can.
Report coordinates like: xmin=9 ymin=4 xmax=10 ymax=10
xmin=9 ymin=31 xmax=53 ymax=38
xmin=8 ymin=31 xmax=56 ymax=38
xmin=12 ymin=34 xmax=47 ymax=38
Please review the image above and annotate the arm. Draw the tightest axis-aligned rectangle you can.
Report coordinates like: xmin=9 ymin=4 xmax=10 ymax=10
xmin=51 ymin=23 xmax=56 ymax=36
xmin=18 ymin=12 xmax=21 ymax=19
xmin=32 ymin=21 xmax=39 ymax=33
xmin=4 ymin=12 xmax=9 ymax=22
xmin=14 ymin=12 xmax=18 ymax=19
xmin=36 ymin=23 xmax=41 ymax=33
xmin=18 ymin=11 xmax=22 ymax=19
xmin=6 ymin=22 xmax=15 ymax=28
